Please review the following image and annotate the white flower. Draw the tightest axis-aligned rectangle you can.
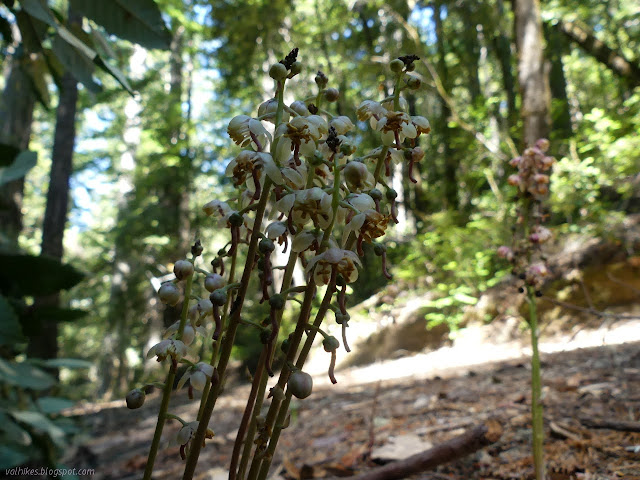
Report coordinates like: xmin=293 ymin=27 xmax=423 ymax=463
xmin=147 ymin=339 xmax=187 ymax=362
xmin=411 ymin=115 xmax=431 ymax=135
xmin=376 ymin=111 xmax=417 ymax=145
xmin=177 ymin=362 xmax=215 ymax=390
xmin=305 ymin=248 xmax=362 ymax=285
xmin=164 ymin=322 xmax=196 ymax=346
xmin=343 ymin=161 xmax=375 ymax=193
xmin=291 ymin=230 xmax=323 ymax=252
xmin=289 ymin=100 xmax=310 ymax=116
xmin=356 ymin=100 xmax=386 ymax=128
xmin=331 ymin=116 xmax=355 ymax=135
xmin=265 ymin=221 xmax=287 ymax=239
xmin=275 ymin=117 xmax=319 ymax=164
xmin=225 ymin=150 xmax=283 ymax=187
xmin=227 ymin=115 xmax=272 ymax=148
xmin=258 ymin=98 xmax=289 ymax=124
xmin=276 ymin=187 xmax=333 ymax=229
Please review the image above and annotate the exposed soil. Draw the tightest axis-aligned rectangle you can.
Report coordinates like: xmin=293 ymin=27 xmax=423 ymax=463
xmin=57 ymin=334 xmax=640 ymax=480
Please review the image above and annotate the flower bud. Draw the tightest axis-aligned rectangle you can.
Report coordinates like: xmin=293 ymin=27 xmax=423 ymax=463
xmin=182 ymin=324 xmax=196 ymax=346
xmin=390 ymin=58 xmax=404 ymax=72
xmin=205 ymin=274 xmax=226 ymax=292
xmin=315 ymin=71 xmax=328 ymax=88
xmin=324 ymin=88 xmax=339 ymax=102
xmin=173 ymin=260 xmax=194 ymax=280
xmin=323 ymin=336 xmax=340 ymax=352
xmin=269 ymin=293 xmax=285 ymax=310
xmin=158 ymin=282 xmax=181 ymax=306
xmin=269 ymin=62 xmax=288 ymax=81
xmin=290 ymin=101 xmax=310 ymax=116
xmin=288 ymin=61 xmax=302 ymax=77
xmin=126 ymin=388 xmax=145 ymax=409
xmin=288 ymin=371 xmax=313 ymax=399
xmin=386 ymin=188 xmax=398 ymax=200
xmin=210 ymin=289 xmax=227 ymax=306
xmin=343 ymin=162 xmax=369 ymax=186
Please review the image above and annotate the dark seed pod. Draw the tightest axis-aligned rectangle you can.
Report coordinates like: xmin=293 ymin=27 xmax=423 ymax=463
xmin=210 ymin=289 xmax=227 ymax=306
xmin=386 ymin=188 xmax=398 ymax=200
xmin=229 ymin=212 xmax=244 ymax=227
xmin=259 ymin=238 xmax=276 ymax=254
xmin=269 ymin=294 xmax=285 ymax=310
xmin=323 ymin=336 xmax=340 ymax=352
xmin=126 ymin=388 xmax=145 ymax=409
xmin=288 ymin=371 xmax=313 ymax=399
xmin=281 ymin=337 xmax=291 ymax=354
xmin=369 ymin=188 xmax=383 ymax=201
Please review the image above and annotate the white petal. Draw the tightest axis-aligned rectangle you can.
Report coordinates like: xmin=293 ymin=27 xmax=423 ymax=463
xmin=190 ymin=371 xmax=207 ymax=390
xmin=381 ymin=130 xmax=395 ymax=146
xmin=198 ymin=363 xmax=214 ymax=377
xmin=275 ymin=193 xmax=295 ymax=214
xmin=260 ymin=153 xmax=284 ymax=185
xmin=402 ymin=123 xmax=418 ymax=139
xmin=292 ymin=232 xmax=317 ymax=252
xmin=266 ymin=221 xmax=287 ymax=239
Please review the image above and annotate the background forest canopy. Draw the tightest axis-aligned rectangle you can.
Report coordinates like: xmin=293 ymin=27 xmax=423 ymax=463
xmin=1 ymin=0 xmax=639 ymax=405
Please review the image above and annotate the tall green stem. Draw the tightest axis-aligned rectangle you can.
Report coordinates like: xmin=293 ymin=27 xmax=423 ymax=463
xmin=144 ymin=269 xmax=194 ymax=480
xmin=527 ymin=285 xmax=545 ymax=479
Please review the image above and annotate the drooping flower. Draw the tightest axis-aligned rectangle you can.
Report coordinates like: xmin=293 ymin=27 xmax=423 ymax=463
xmin=177 ymin=362 xmax=215 ymax=390
xmin=227 ymin=115 xmax=272 ymax=150
xmin=176 ymin=421 xmax=214 ymax=460
xmin=147 ymin=339 xmax=187 ymax=363
xmin=275 ymin=187 xmax=333 ymax=229
xmin=305 ymin=247 xmax=362 ymax=285
xmin=225 ymin=150 xmax=283 ymax=188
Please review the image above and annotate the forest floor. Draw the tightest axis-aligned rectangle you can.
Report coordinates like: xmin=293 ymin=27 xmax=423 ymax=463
xmin=66 ymin=317 xmax=640 ymax=480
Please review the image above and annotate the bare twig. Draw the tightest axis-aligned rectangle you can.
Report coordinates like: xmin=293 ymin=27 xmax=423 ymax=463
xmin=607 ymin=272 xmax=640 ymax=297
xmin=580 ymin=417 xmax=640 ymax=433
xmin=342 ymin=420 xmax=502 ymax=480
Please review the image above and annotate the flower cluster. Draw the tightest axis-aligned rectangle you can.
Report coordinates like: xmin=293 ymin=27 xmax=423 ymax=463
xmin=129 ymin=50 xmax=430 ymax=480
xmin=499 ymin=139 xmax=555 ymax=292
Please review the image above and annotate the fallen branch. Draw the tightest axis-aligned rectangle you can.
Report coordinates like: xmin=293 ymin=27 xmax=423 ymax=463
xmin=346 ymin=419 xmax=502 ymax=480
xmin=580 ymin=417 xmax=640 ymax=433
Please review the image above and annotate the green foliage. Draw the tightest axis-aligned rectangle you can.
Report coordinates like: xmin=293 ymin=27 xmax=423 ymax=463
xmin=69 ymin=0 xmax=172 ymax=50
xmin=0 ymin=151 xmax=37 ymax=186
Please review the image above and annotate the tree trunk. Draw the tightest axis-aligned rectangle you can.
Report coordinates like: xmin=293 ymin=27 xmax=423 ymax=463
xmin=27 ymin=14 xmax=80 ymax=360
xmin=544 ymin=22 xmax=573 ymax=140
xmin=0 ymin=54 xmax=36 ymax=248
xmin=553 ymin=19 xmax=640 ymax=88
xmin=161 ymin=24 xmax=190 ymax=328
xmin=434 ymin=0 xmax=458 ymax=210
xmin=491 ymin=0 xmax=517 ymax=130
xmin=514 ymin=0 xmax=551 ymax=147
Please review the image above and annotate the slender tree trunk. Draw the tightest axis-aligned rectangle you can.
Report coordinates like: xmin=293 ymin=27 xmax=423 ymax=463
xmin=161 ymin=24 xmax=190 ymax=328
xmin=27 ymin=12 xmax=80 ymax=359
xmin=492 ymin=0 xmax=517 ymax=130
xmin=553 ymin=19 xmax=640 ymax=88
xmin=100 ymin=46 xmax=147 ymax=398
xmin=544 ymin=22 xmax=573 ymax=139
xmin=514 ymin=0 xmax=551 ymax=146
xmin=434 ymin=0 xmax=458 ymax=210
xmin=0 ymin=52 xmax=36 ymax=248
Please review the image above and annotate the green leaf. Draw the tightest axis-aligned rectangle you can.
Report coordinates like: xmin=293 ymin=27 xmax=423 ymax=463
xmin=18 ymin=0 xmax=57 ymax=27
xmin=0 ymin=445 xmax=30 ymax=469
xmin=93 ymin=55 xmax=133 ymax=93
xmin=51 ymin=33 xmax=102 ymax=93
xmin=0 ymin=144 xmax=20 ymax=168
xmin=90 ymin=26 xmax=117 ymax=59
xmin=0 ymin=151 xmax=37 ymax=186
xmin=452 ymin=292 xmax=478 ymax=305
xmin=42 ymin=358 xmax=92 ymax=369
xmin=36 ymin=397 xmax=74 ymax=414
xmin=9 ymin=411 xmax=67 ymax=449
xmin=69 ymin=0 xmax=171 ymax=50
xmin=0 ymin=359 xmax=56 ymax=390
xmin=0 ymin=254 xmax=84 ymax=296
xmin=0 ymin=295 xmax=26 ymax=346
xmin=0 ymin=412 xmax=32 ymax=446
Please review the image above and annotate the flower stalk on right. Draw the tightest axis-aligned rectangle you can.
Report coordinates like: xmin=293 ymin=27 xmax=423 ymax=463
xmin=498 ymin=138 xmax=555 ymax=480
